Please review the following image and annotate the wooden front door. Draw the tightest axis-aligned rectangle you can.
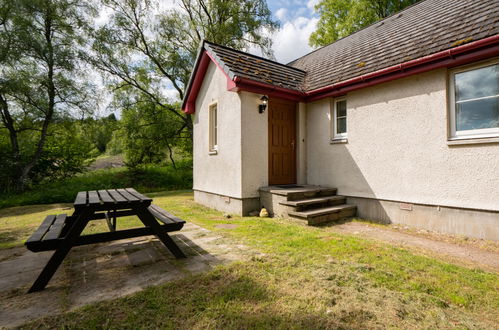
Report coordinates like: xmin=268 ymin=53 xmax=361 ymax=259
xmin=268 ymin=97 xmax=297 ymax=185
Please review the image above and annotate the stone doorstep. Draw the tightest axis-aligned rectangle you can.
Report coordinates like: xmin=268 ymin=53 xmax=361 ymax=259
xmin=259 ymin=185 xmax=337 ymax=198
xmin=288 ymin=204 xmax=357 ymax=220
xmin=279 ymin=195 xmax=346 ymax=207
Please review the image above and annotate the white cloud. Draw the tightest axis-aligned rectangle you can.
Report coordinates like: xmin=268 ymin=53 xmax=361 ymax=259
xmin=307 ymin=0 xmax=320 ymax=11
xmin=271 ymin=16 xmax=318 ymax=63
xmin=275 ymin=8 xmax=288 ymax=21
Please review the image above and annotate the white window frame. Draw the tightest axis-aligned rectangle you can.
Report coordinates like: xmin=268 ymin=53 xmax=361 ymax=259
xmin=208 ymin=102 xmax=218 ymax=154
xmin=448 ymin=59 xmax=499 ymax=140
xmin=331 ymin=97 xmax=347 ymax=140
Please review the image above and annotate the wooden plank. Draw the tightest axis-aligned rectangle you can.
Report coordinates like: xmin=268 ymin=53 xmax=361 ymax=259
xmin=73 ymin=227 xmax=155 ymax=246
xmin=135 ymin=207 xmax=186 ymax=258
xmin=88 ymin=209 xmax=136 ymax=220
xmin=125 ymin=188 xmax=152 ymax=202
xmin=97 ymin=190 xmax=114 ymax=204
xmin=25 ymin=215 xmax=56 ymax=244
xmin=44 ymin=214 xmax=68 ymax=241
xmin=74 ymin=191 xmax=87 ymax=207
xmin=88 ymin=191 xmax=100 ymax=205
xmin=149 ymin=204 xmax=185 ymax=224
xmin=116 ymin=188 xmax=140 ymax=202
xmin=107 ymin=189 xmax=127 ymax=203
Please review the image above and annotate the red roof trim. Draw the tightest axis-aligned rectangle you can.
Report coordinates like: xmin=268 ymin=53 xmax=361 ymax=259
xmin=182 ymin=35 xmax=499 ymax=113
xmin=184 ymin=51 xmax=211 ymax=114
xmin=305 ymin=35 xmax=499 ymax=101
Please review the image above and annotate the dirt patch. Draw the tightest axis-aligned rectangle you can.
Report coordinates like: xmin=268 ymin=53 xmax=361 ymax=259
xmin=329 ymin=221 xmax=499 ymax=272
xmin=215 ymin=224 xmax=239 ymax=229
xmin=88 ymin=155 xmax=124 ymax=170
xmin=0 ymin=222 xmax=260 ymax=328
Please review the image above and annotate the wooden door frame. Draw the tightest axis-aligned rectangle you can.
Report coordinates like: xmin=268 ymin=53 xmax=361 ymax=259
xmin=268 ymin=97 xmax=297 ymax=185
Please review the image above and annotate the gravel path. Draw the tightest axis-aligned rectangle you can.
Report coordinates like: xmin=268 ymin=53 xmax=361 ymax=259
xmin=330 ymin=221 xmax=499 ymax=272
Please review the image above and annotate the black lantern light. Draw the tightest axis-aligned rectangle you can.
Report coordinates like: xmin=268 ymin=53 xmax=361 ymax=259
xmin=259 ymin=95 xmax=268 ymax=113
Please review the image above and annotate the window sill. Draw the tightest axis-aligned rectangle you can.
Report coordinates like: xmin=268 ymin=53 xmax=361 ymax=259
xmin=447 ymin=136 xmax=499 ymax=146
xmin=208 ymin=150 xmax=218 ymax=155
xmin=330 ymin=138 xmax=348 ymax=144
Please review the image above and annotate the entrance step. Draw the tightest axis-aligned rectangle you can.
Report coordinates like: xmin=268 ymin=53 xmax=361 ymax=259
xmin=279 ymin=195 xmax=346 ymax=211
xmin=288 ymin=204 xmax=357 ymax=225
xmin=259 ymin=185 xmax=356 ymax=225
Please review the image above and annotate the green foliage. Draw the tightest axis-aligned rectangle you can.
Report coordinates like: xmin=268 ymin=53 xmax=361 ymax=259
xmin=0 ymin=121 xmax=95 ymax=193
xmin=0 ymin=165 xmax=192 ymax=209
xmin=309 ymin=0 xmax=418 ymax=47
xmin=0 ymin=0 xmax=97 ymax=191
xmin=84 ymin=114 xmax=119 ymax=153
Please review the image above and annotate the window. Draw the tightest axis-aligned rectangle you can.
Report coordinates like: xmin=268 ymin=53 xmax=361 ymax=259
xmin=449 ymin=61 xmax=499 ymax=139
xmin=332 ymin=98 xmax=347 ymax=140
xmin=209 ymin=103 xmax=218 ymax=153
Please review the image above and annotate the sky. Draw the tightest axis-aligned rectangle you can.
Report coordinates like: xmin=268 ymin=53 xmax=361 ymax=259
xmin=96 ymin=0 xmax=321 ymax=116
xmin=260 ymin=0 xmax=319 ymax=63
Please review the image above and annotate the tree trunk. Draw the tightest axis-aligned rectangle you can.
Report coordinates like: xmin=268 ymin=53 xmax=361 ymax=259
xmin=14 ymin=5 xmax=56 ymax=191
xmin=0 ymin=93 xmax=24 ymax=191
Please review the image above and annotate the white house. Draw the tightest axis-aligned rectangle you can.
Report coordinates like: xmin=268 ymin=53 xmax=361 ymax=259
xmin=181 ymin=0 xmax=499 ymax=240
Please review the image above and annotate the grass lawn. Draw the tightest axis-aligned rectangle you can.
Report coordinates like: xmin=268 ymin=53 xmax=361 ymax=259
xmin=1 ymin=190 xmax=497 ymax=328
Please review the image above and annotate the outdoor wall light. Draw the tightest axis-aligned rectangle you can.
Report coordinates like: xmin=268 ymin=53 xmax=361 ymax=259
xmin=259 ymin=95 xmax=268 ymax=113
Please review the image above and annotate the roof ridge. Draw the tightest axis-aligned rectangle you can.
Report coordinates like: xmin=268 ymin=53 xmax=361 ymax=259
xmin=203 ymin=40 xmax=307 ymax=73
xmin=287 ymin=0 xmax=427 ymax=66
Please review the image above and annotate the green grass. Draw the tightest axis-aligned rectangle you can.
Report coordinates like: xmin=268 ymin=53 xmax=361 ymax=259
xmin=2 ymin=191 xmax=497 ymax=328
xmin=0 ymin=165 xmax=192 ymax=209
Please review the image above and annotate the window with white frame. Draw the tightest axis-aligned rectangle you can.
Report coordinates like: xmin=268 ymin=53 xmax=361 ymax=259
xmin=449 ymin=61 xmax=499 ymax=139
xmin=209 ymin=103 xmax=218 ymax=153
xmin=332 ymin=98 xmax=347 ymax=139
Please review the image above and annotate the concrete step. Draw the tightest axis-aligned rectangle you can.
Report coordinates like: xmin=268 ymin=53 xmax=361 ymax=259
xmin=279 ymin=195 xmax=346 ymax=211
xmin=285 ymin=187 xmax=338 ymax=201
xmin=288 ymin=204 xmax=356 ymax=225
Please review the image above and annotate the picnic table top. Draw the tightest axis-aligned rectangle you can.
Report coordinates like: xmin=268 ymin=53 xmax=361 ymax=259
xmin=74 ymin=188 xmax=152 ymax=209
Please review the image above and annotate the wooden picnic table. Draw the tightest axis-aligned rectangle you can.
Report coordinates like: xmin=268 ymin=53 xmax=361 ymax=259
xmin=25 ymin=188 xmax=186 ymax=293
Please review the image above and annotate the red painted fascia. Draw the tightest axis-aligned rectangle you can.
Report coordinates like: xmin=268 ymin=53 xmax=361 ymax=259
xmin=183 ymin=35 xmax=499 ymax=113
xmin=184 ymin=52 xmax=211 ymax=114
xmin=306 ymin=35 xmax=499 ymax=101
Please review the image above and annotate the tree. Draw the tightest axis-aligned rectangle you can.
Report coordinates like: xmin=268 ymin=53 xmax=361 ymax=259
xmin=89 ymin=0 xmax=278 ymax=143
xmin=309 ymin=0 xmax=419 ymax=47
xmin=0 ymin=0 xmax=96 ymax=191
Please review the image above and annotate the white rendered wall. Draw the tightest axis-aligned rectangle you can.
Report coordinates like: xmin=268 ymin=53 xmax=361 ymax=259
xmin=240 ymin=91 xmax=269 ymax=198
xmin=193 ymin=62 xmax=243 ymax=198
xmin=306 ymin=68 xmax=499 ymax=212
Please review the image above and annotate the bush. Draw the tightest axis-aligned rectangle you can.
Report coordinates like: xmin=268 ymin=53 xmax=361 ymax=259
xmin=0 ymin=165 xmax=192 ymax=209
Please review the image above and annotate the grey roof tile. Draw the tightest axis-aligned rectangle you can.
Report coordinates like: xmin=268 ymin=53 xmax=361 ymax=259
xmin=288 ymin=0 xmax=499 ymax=91
xmin=204 ymin=42 xmax=306 ymax=91
xmin=197 ymin=0 xmax=498 ymax=95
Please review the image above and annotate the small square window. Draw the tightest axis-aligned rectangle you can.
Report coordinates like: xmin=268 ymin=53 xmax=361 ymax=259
xmin=332 ymin=98 xmax=347 ymax=140
xmin=449 ymin=61 xmax=499 ymax=139
xmin=209 ymin=103 xmax=217 ymax=153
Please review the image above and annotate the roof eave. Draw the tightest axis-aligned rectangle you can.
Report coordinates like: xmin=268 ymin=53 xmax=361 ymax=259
xmin=305 ymin=35 xmax=499 ymax=101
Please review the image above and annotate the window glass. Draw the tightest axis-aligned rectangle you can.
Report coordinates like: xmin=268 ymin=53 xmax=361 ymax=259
xmin=209 ymin=104 xmax=217 ymax=151
xmin=454 ymin=64 xmax=499 ymax=133
xmin=455 ymin=64 xmax=498 ymax=101
xmin=334 ymin=99 xmax=347 ymax=137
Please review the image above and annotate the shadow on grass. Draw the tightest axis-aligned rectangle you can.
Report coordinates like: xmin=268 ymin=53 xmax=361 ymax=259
xmin=0 ymin=203 xmax=72 ymax=218
xmin=0 ymin=227 xmax=34 ymax=249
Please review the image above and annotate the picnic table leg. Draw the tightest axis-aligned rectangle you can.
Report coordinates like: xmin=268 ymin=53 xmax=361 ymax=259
xmin=28 ymin=210 xmax=92 ymax=293
xmin=135 ymin=206 xmax=186 ymax=259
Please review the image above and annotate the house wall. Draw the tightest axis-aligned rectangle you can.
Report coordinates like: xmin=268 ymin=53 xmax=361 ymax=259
xmin=241 ymin=91 xmax=269 ymax=199
xmin=192 ymin=63 xmax=264 ymax=215
xmin=306 ymin=68 xmax=499 ymax=239
xmin=193 ymin=62 xmax=244 ymax=214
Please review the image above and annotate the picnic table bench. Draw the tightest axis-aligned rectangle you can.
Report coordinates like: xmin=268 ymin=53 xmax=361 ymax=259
xmin=25 ymin=188 xmax=186 ymax=293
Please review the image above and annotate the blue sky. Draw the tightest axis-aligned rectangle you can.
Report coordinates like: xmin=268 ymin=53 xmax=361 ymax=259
xmin=262 ymin=0 xmax=320 ymax=63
